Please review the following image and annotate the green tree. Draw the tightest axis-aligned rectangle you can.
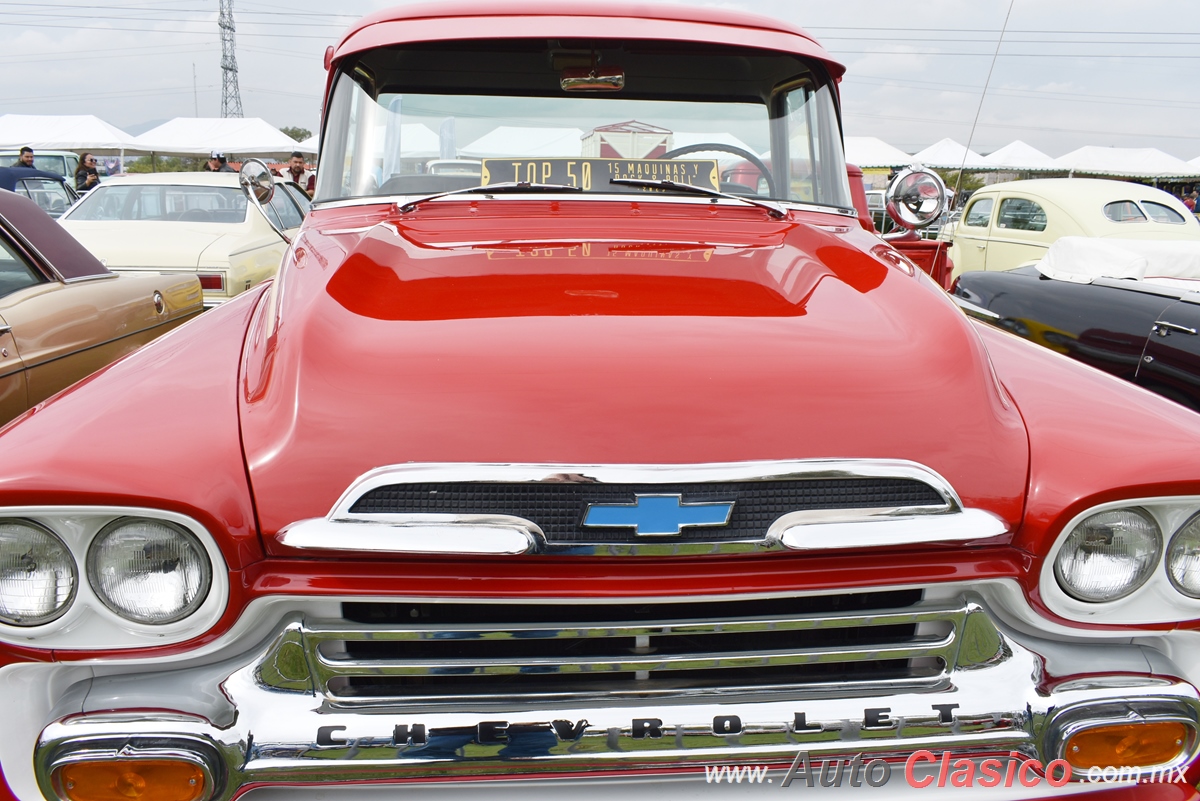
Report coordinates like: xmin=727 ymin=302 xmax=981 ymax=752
xmin=934 ymin=169 xmax=986 ymax=207
xmin=280 ymin=126 xmax=312 ymax=142
xmin=125 ymin=156 xmax=206 ymax=173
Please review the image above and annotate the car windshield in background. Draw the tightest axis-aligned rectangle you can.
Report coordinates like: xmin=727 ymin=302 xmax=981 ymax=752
xmin=68 ymin=184 xmax=249 ymax=223
xmin=316 ymin=39 xmax=852 ymax=210
xmin=13 ymin=178 xmax=73 ymax=218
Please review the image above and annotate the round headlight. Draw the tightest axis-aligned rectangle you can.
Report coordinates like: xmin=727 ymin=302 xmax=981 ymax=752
xmin=1055 ymin=508 xmax=1161 ymax=602
xmin=0 ymin=519 xmax=76 ymax=626
xmin=87 ymin=518 xmax=211 ymax=624
xmin=1167 ymin=513 xmax=1200 ymax=598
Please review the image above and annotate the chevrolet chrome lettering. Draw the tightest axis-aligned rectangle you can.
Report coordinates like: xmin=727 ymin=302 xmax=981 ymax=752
xmin=6 ymin=4 xmax=1200 ymax=801
xmin=315 ymin=706 xmax=963 ymax=747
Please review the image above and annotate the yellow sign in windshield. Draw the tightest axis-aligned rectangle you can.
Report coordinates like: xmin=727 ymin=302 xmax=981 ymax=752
xmin=481 ymin=158 xmax=720 ymax=192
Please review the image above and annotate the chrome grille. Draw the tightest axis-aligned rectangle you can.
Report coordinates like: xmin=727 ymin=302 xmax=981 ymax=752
xmin=258 ymin=591 xmax=1005 ymax=707
xmin=348 ymin=478 xmax=947 ymax=544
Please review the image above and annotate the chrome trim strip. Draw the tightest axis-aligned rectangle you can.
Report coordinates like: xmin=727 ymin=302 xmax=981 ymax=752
xmin=304 ymin=603 xmax=959 ymax=642
xmin=952 ymin=294 xmax=1001 ymax=321
xmin=331 ymin=460 xmax=960 ymax=516
xmin=60 ymin=272 xmax=119 ymax=284
xmin=773 ymin=507 xmax=1008 ymax=549
xmin=280 ymin=515 xmax=539 ymax=555
xmin=316 ymin=226 xmax=377 ymax=235
xmin=276 ymin=460 xmax=1007 ymax=556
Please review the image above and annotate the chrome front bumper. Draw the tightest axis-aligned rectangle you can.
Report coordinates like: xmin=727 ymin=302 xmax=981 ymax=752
xmin=30 ymin=592 xmax=1200 ymax=800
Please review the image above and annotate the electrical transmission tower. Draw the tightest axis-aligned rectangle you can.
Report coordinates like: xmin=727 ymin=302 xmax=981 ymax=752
xmin=218 ymin=0 xmax=244 ymax=117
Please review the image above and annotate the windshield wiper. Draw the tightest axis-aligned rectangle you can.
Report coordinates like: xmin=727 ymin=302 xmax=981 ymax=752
xmin=608 ymin=178 xmax=787 ymax=219
xmin=398 ymin=181 xmax=582 ymax=213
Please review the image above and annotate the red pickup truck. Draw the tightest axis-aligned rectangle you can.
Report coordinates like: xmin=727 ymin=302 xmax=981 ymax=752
xmin=2 ymin=4 xmax=1199 ymax=800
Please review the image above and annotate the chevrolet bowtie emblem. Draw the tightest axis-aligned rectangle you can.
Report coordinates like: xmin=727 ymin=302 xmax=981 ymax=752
xmin=582 ymin=494 xmax=735 ymax=536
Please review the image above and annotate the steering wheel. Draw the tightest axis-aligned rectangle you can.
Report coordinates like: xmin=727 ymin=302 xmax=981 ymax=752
xmin=657 ymin=143 xmax=776 ymax=198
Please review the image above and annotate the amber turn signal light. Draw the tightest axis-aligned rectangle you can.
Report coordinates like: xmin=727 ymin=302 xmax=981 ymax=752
xmin=56 ymin=759 xmax=205 ymax=801
xmin=1065 ymin=721 xmax=1187 ymax=770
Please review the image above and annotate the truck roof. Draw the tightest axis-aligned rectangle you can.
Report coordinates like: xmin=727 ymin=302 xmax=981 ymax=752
xmin=332 ymin=1 xmax=844 ymax=79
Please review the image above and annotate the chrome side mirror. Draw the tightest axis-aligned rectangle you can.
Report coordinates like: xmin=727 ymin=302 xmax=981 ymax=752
xmin=239 ymin=158 xmax=275 ymax=204
xmin=239 ymin=158 xmax=289 ymax=244
xmin=885 ymin=167 xmax=947 ymax=230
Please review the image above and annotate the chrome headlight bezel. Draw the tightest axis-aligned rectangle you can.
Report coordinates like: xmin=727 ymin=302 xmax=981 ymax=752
xmin=86 ymin=517 xmax=214 ymax=625
xmin=1167 ymin=512 xmax=1200 ymax=599
xmin=0 ymin=508 xmax=228 ymax=649
xmin=1041 ymin=497 xmax=1200 ymax=625
xmin=0 ymin=518 xmax=77 ymax=627
xmin=1053 ymin=507 xmax=1161 ymax=603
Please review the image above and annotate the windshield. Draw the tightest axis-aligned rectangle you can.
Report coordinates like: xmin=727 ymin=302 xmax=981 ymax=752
xmin=67 ymin=184 xmax=249 ymax=223
xmin=316 ymin=39 xmax=851 ymax=210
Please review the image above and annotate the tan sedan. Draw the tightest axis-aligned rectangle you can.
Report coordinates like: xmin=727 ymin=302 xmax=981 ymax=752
xmin=0 ymin=188 xmax=201 ymax=425
xmin=58 ymin=172 xmax=307 ymax=307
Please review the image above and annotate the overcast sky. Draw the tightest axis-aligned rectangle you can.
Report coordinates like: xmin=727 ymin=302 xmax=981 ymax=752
xmin=3 ymin=0 xmax=1199 ymax=159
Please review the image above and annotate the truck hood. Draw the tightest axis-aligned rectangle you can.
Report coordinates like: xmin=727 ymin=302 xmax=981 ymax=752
xmin=240 ymin=203 xmax=1029 ymax=541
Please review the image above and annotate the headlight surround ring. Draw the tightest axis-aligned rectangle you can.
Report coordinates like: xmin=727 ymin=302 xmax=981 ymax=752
xmin=1167 ymin=512 xmax=1200 ymax=598
xmin=0 ymin=519 xmax=77 ymax=626
xmin=86 ymin=517 xmax=213 ymax=625
xmin=1054 ymin=507 xmax=1161 ymax=603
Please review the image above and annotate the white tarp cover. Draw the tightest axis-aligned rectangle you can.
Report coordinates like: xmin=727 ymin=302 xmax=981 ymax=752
xmin=844 ymin=136 xmax=913 ymax=168
xmin=1037 ymin=236 xmax=1200 ymax=286
xmin=0 ymin=114 xmax=141 ymax=153
xmin=910 ymin=138 xmax=989 ymax=170
xmin=981 ymin=140 xmax=1059 ymax=171
xmin=1055 ymin=146 xmax=1200 ymax=179
xmin=460 ymin=127 xmax=584 ymax=158
xmin=132 ymin=117 xmax=317 ymax=156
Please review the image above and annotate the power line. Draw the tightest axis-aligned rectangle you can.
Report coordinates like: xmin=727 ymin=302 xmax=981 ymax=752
xmin=845 ymin=75 xmax=1200 ymax=111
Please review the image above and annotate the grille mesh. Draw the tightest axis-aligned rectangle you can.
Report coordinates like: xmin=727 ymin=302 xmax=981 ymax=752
xmin=349 ymin=478 xmax=945 ymax=543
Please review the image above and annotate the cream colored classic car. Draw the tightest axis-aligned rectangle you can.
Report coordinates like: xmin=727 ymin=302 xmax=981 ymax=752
xmin=950 ymin=178 xmax=1200 ymax=278
xmin=58 ymin=172 xmax=308 ymax=306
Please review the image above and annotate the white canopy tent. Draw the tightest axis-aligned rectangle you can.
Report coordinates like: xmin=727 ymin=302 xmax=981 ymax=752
xmin=1055 ymin=146 xmax=1200 ymax=180
xmin=297 ymin=134 xmax=319 ymax=153
xmin=377 ymin=123 xmax=439 ymax=158
xmin=981 ymin=140 xmax=1059 ymax=172
xmin=671 ymin=132 xmax=758 ymax=163
xmin=843 ymin=136 xmax=913 ymax=169
xmin=460 ymin=127 xmax=585 ymax=158
xmin=132 ymin=117 xmax=318 ymax=157
xmin=0 ymin=114 xmax=141 ymax=154
xmin=910 ymin=138 xmax=989 ymax=170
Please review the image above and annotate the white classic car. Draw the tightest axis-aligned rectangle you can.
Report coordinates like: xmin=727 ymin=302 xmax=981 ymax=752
xmin=58 ymin=172 xmax=310 ymax=306
xmin=949 ymin=178 xmax=1200 ymax=278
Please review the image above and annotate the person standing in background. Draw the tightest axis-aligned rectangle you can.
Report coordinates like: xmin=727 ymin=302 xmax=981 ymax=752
xmin=281 ymin=151 xmax=315 ymax=197
xmin=11 ymin=147 xmax=33 ymax=168
xmin=74 ymin=153 xmax=100 ymax=192
xmin=208 ymin=151 xmax=235 ymax=173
